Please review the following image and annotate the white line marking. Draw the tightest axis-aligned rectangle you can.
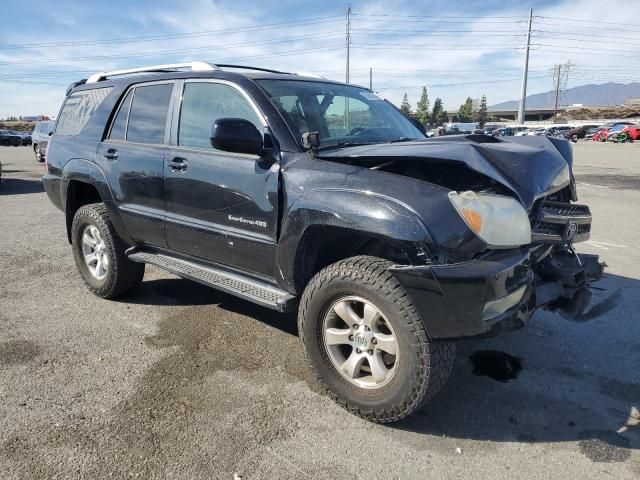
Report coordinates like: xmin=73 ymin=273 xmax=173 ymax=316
xmin=584 ymin=240 xmax=627 ymax=250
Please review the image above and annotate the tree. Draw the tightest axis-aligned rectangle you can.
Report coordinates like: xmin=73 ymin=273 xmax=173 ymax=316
xmin=400 ymin=93 xmax=412 ymax=115
xmin=457 ymin=97 xmax=474 ymax=122
xmin=476 ymin=94 xmax=488 ymax=127
xmin=415 ymin=87 xmax=430 ymax=125
xmin=431 ymin=97 xmax=447 ymax=126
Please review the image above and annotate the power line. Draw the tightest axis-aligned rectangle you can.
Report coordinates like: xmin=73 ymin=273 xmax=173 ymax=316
xmin=536 ymin=15 xmax=640 ymax=28
xmin=0 ymin=15 xmax=344 ymax=50
xmin=0 ymin=32 xmax=344 ymax=65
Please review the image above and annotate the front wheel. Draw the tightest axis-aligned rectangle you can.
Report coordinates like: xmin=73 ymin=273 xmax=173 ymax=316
xmin=71 ymin=203 xmax=144 ymax=298
xmin=298 ymin=256 xmax=456 ymax=423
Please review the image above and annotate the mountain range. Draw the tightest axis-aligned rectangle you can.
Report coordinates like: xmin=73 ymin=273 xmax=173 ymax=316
xmin=489 ymin=82 xmax=640 ymax=110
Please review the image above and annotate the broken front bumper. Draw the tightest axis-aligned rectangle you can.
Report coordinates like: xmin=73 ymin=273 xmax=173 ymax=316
xmin=389 ymin=247 xmax=604 ymax=340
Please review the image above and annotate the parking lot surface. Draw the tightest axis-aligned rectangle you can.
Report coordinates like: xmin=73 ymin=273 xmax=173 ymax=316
xmin=1 ymin=142 xmax=639 ymax=479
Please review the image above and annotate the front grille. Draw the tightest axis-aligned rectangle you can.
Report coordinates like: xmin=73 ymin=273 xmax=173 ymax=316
xmin=531 ymin=199 xmax=591 ymax=244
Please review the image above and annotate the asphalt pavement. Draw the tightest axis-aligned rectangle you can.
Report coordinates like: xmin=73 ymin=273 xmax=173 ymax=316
xmin=0 ymin=142 xmax=638 ymax=479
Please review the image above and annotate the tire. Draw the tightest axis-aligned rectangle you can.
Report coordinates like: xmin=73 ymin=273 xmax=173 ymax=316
xmin=71 ymin=203 xmax=144 ymax=298
xmin=34 ymin=144 xmax=43 ymax=162
xmin=298 ymin=256 xmax=456 ymax=423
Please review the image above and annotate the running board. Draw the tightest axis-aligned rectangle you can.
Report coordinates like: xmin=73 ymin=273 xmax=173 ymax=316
xmin=127 ymin=250 xmax=297 ymax=312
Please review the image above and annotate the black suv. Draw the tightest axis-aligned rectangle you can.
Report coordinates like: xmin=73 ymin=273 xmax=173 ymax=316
xmin=43 ymin=62 xmax=604 ymax=423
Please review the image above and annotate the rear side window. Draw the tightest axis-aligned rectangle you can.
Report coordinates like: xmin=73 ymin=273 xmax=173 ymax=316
xmin=109 ymin=90 xmax=133 ymax=141
xmin=55 ymin=87 xmax=112 ymax=136
xmin=125 ymin=83 xmax=173 ymax=145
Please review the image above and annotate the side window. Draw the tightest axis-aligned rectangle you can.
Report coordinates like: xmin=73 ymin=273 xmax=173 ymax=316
xmin=55 ymin=87 xmax=112 ymax=136
xmin=126 ymin=83 xmax=173 ymax=145
xmin=109 ymin=90 xmax=133 ymax=141
xmin=178 ymin=82 xmax=262 ymax=150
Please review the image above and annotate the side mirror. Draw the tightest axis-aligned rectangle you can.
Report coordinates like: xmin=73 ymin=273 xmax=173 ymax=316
xmin=210 ymin=118 xmax=263 ymax=156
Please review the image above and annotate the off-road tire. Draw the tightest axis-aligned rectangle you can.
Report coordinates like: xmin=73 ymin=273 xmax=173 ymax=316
xmin=298 ymin=255 xmax=456 ymax=423
xmin=71 ymin=203 xmax=144 ymax=298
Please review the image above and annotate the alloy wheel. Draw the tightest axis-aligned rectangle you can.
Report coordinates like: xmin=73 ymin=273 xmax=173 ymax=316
xmin=81 ymin=225 xmax=109 ymax=280
xmin=323 ymin=296 xmax=399 ymax=389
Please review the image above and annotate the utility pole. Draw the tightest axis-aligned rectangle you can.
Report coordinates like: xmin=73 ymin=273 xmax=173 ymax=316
xmin=344 ymin=6 xmax=352 ymax=130
xmin=517 ymin=8 xmax=533 ymax=125
xmin=369 ymin=67 xmax=372 ymax=90
xmin=345 ymin=6 xmax=351 ymax=84
xmin=553 ymin=63 xmax=562 ymax=123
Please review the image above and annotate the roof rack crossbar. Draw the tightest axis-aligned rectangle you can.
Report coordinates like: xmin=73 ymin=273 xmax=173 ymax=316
xmin=86 ymin=61 xmax=219 ymax=83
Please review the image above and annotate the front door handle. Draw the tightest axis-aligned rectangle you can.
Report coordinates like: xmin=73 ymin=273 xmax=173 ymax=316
xmin=103 ymin=148 xmax=118 ymax=160
xmin=167 ymin=157 xmax=188 ymax=171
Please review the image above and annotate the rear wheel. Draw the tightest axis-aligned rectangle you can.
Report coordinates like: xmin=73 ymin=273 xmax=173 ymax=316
xmin=71 ymin=203 xmax=144 ymax=298
xmin=298 ymin=256 xmax=456 ymax=423
xmin=34 ymin=144 xmax=43 ymax=162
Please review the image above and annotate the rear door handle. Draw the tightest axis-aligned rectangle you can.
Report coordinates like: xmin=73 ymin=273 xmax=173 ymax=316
xmin=103 ymin=148 xmax=118 ymax=160
xmin=167 ymin=157 xmax=188 ymax=171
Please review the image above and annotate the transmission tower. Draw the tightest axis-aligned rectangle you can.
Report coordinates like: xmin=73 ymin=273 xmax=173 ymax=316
xmin=552 ymin=60 xmax=572 ymax=122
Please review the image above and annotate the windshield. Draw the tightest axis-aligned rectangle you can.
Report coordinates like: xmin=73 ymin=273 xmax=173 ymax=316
xmin=257 ymin=79 xmax=425 ymax=149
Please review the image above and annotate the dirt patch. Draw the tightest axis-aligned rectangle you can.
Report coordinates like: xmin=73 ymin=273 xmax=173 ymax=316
xmin=0 ymin=340 xmax=40 ymax=366
xmin=577 ymin=430 xmax=632 ymax=463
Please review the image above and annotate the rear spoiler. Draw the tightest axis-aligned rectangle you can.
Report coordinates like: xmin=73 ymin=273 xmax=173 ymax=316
xmin=65 ymin=79 xmax=87 ymax=96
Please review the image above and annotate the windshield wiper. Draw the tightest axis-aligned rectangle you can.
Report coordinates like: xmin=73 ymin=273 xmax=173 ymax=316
xmin=315 ymin=141 xmax=376 ymax=151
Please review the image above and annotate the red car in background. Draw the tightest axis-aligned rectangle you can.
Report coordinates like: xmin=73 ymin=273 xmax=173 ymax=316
xmin=620 ymin=125 xmax=640 ymax=142
xmin=593 ymin=123 xmax=629 ymax=142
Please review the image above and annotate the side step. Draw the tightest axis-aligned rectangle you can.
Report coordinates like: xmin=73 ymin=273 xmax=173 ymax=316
xmin=127 ymin=250 xmax=297 ymax=312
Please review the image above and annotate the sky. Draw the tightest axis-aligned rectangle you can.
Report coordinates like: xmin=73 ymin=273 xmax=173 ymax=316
xmin=0 ymin=0 xmax=638 ymax=118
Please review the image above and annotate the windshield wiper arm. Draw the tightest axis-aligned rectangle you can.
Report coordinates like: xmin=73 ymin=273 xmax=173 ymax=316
xmin=315 ymin=141 xmax=374 ymax=151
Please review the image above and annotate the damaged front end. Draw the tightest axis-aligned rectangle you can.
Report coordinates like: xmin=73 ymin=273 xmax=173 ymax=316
xmin=389 ymin=190 xmax=605 ymax=340
xmin=317 ymin=135 xmax=606 ymax=339
xmin=390 ymin=244 xmax=605 ymax=340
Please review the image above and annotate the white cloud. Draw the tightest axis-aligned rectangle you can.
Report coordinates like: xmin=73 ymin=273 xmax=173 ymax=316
xmin=0 ymin=0 xmax=638 ymax=117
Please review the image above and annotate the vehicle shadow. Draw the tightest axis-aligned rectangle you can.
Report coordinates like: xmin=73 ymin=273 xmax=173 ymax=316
xmin=392 ymin=272 xmax=639 ymax=462
xmin=119 ymin=277 xmax=298 ymax=337
xmin=119 ymin=272 xmax=638 ymax=461
xmin=0 ymin=178 xmax=45 ymax=195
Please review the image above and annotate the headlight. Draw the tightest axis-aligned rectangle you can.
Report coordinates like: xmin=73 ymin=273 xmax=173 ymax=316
xmin=550 ymin=164 xmax=570 ymax=190
xmin=448 ymin=191 xmax=531 ymax=248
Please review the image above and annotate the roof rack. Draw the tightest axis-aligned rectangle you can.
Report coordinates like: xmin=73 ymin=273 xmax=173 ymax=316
xmin=85 ymin=61 xmax=327 ymax=84
xmin=86 ymin=61 xmax=219 ymax=83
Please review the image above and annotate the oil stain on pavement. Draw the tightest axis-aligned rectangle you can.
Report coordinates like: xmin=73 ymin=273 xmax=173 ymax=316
xmin=469 ymin=350 xmax=522 ymax=382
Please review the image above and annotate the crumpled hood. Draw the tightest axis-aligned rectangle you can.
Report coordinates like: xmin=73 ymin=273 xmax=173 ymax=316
xmin=317 ymin=135 xmax=573 ymax=209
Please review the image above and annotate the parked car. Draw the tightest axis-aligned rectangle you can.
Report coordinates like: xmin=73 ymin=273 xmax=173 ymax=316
xmin=621 ymin=125 xmax=640 ymax=141
xmin=42 ymin=61 xmax=604 ymax=424
xmin=583 ymin=126 xmax=602 ymax=141
xmin=566 ymin=124 xmax=600 ymax=142
xmin=0 ymin=130 xmax=22 ymax=146
xmin=443 ymin=122 xmax=477 ymax=135
xmin=8 ymin=130 xmax=32 ymax=145
xmin=32 ymin=120 xmax=55 ymax=162
xmin=593 ymin=123 xmax=628 ymax=142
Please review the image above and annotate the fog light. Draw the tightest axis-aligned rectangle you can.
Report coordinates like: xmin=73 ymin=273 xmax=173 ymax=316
xmin=483 ymin=286 xmax=527 ymax=321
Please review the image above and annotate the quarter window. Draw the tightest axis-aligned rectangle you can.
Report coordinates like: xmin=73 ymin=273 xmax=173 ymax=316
xmin=178 ymin=82 xmax=262 ymax=150
xmin=55 ymin=87 xmax=112 ymax=136
xmin=126 ymin=83 xmax=173 ymax=145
